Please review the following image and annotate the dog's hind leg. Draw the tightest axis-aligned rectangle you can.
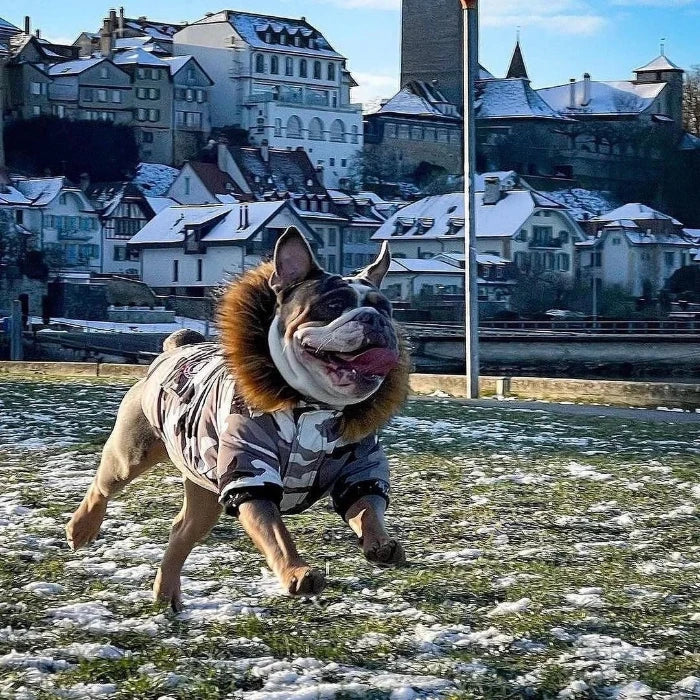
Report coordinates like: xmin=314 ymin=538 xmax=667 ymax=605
xmin=153 ymin=478 xmax=222 ymax=611
xmin=66 ymin=379 xmax=167 ymax=550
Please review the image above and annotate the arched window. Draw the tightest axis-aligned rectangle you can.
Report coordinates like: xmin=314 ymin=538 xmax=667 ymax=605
xmin=351 ymin=124 xmax=359 ymax=144
xmin=313 ymin=61 xmax=322 ymax=79
xmin=327 ymin=63 xmax=336 ymax=81
xmin=330 ymin=119 xmax=345 ymax=142
xmin=270 ymin=55 xmax=279 ymax=74
xmin=285 ymin=57 xmax=294 ymax=76
xmin=286 ymin=115 xmax=302 ymax=138
xmin=255 ymin=54 xmax=265 ymax=73
xmin=308 ymin=117 xmax=324 ymax=140
xmin=299 ymin=59 xmax=308 ymax=78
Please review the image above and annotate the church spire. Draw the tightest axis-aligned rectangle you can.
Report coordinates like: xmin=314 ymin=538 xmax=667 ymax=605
xmin=506 ymin=39 xmax=529 ymax=80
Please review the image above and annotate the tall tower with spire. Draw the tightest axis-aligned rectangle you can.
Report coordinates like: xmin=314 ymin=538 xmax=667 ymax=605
xmin=633 ymin=52 xmax=684 ymax=129
xmin=400 ymin=0 xmax=479 ymax=107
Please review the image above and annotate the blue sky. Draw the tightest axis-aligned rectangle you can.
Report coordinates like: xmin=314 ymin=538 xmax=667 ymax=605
xmin=8 ymin=0 xmax=700 ymax=104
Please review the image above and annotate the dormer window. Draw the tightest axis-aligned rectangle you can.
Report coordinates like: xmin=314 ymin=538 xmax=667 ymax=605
xmin=321 ymin=200 xmax=329 ymax=213
xmin=294 ymin=35 xmax=301 ymax=47
xmin=310 ymin=199 xmax=318 ymax=212
xmin=185 ymin=228 xmax=205 ymax=254
xmin=265 ymin=31 xmax=272 ymax=43
xmin=280 ymin=33 xmax=287 ymax=45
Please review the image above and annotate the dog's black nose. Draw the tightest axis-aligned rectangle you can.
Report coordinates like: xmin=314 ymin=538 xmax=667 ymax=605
xmin=355 ymin=310 xmax=393 ymax=346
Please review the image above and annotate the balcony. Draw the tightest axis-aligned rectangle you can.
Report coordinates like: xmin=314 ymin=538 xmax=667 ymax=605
xmin=48 ymin=83 xmax=78 ymax=102
xmin=528 ymin=238 xmax=565 ymax=249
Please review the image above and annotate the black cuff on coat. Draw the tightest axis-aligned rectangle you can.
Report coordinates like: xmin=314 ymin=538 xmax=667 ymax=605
xmin=224 ymin=484 xmax=284 ymax=517
xmin=333 ymin=480 xmax=390 ymax=520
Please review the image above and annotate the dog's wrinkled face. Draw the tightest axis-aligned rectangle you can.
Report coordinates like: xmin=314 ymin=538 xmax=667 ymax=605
xmin=267 ymin=228 xmax=400 ymax=407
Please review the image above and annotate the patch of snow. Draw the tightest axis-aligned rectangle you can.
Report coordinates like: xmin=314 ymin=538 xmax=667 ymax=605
xmin=21 ymin=582 xmax=64 ymax=596
xmin=487 ymin=598 xmax=531 ymax=617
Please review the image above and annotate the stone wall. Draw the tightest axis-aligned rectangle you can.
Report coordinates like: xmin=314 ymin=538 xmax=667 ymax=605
xmin=0 ymin=276 xmax=47 ymax=317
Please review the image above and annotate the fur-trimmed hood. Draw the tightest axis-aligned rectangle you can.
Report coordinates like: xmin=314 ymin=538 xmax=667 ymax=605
xmin=217 ymin=262 xmax=411 ymax=443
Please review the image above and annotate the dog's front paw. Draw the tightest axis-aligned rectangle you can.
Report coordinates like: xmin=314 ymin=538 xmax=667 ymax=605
xmin=363 ymin=537 xmax=406 ymax=567
xmin=280 ymin=565 xmax=326 ymax=596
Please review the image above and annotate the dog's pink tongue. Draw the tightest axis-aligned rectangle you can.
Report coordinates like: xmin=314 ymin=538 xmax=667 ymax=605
xmin=345 ymin=348 xmax=400 ymax=376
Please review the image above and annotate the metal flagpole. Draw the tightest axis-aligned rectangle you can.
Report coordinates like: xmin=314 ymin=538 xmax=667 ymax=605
xmin=461 ymin=0 xmax=479 ymax=398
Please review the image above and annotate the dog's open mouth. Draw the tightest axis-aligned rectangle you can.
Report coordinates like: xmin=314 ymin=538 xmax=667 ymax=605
xmin=301 ymin=342 xmax=400 ymax=383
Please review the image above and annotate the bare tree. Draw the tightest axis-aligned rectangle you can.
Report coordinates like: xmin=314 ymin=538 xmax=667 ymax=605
xmin=683 ymin=65 xmax=700 ymax=137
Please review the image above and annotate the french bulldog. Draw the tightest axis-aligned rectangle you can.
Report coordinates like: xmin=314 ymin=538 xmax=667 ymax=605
xmin=66 ymin=228 xmax=409 ymax=609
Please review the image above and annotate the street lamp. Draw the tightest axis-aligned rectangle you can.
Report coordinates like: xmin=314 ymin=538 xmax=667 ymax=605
xmin=461 ymin=0 xmax=479 ymax=398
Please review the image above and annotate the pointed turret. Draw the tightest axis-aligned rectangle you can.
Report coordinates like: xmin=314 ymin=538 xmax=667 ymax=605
xmin=506 ymin=40 xmax=529 ymax=80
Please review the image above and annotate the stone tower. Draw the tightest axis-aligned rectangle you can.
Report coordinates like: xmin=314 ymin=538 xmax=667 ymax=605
xmin=400 ymin=0 xmax=478 ymax=108
xmin=634 ymin=54 xmax=684 ymax=130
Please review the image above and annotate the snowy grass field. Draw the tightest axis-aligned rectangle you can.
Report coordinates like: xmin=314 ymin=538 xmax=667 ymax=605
xmin=1 ymin=379 xmax=699 ymax=700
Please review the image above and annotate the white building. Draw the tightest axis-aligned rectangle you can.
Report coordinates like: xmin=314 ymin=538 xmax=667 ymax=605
xmin=372 ymin=176 xmax=585 ymax=278
xmin=173 ymin=11 xmax=363 ymax=188
xmin=128 ymin=201 xmax=318 ymax=293
xmin=577 ymin=203 xmax=698 ymax=297
xmin=1 ymin=177 xmax=102 ymax=272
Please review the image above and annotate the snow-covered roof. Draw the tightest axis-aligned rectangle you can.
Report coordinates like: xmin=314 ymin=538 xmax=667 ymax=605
xmin=145 ymin=196 xmax=177 ymax=214
xmin=47 ymin=57 xmax=105 ymax=76
xmin=13 ymin=177 xmax=66 ymax=206
xmin=123 ymin=17 xmax=184 ymax=42
xmin=373 ymin=190 xmax=576 ymax=242
xmin=113 ymin=36 xmax=152 ymax=50
xmin=0 ymin=17 xmax=21 ymax=35
xmin=593 ymin=203 xmax=682 ymax=226
xmin=375 ymin=81 xmax=460 ymax=120
xmin=132 ymin=163 xmax=180 ymax=197
xmin=162 ymin=55 xmax=191 ymax=75
xmin=537 ymin=80 xmax=664 ymax=116
xmin=684 ymin=229 xmax=700 ymax=243
xmin=113 ymin=48 xmax=166 ymax=67
xmin=474 ymin=171 xmax=519 ymax=192
xmin=193 ymin=11 xmax=342 ymax=58
xmin=388 ymin=259 xmax=462 ymax=274
xmin=129 ymin=202 xmax=287 ymax=245
xmin=0 ymin=186 xmax=32 ymax=206
xmin=477 ymin=79 xmax=566 ymax=120
xmin=635 ymin=55 xmax=683 ymax=73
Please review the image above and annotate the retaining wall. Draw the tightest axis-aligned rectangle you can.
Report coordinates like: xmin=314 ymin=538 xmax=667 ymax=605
xmin=1 ymin=362 xmax=698 ymax=410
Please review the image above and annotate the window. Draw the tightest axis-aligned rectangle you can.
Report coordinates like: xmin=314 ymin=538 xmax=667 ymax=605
xmin=327 ymin=63 xmax=336 ymax=81
xmin=59 ymin=194 xmax=67 ymax=205
xmin=97 ymin=89 xmax=108 ymax=102
xmin=137 ymin=108 xmax=147 ymax=121
xmin=294 ymin=35 xmax=301 ymax=47
xmin=15 ymin=210 xmax=24 ymax=225
xmin=308 ymin=117 xmax=324 ymax=140
xmin=274 ymin=118 xmax=282 ymax=136
xmin=327 ymin=254 xmax=336 ymax=273
xmin=185 ymin=112 xmax=202 ymax=128
xmin=99 ymin=66 xmax=108 ymax=78
xmin=255 ymin=54 xmax=265 ymax=73
xmin=32 ymin=105 xmax=41 ymax=116
xmin=113 ymin=246 xmax=127 ymax=261
xmin=111 ymin=90 xmax=121 ymax=103
xmin=173 ymin=259 xmax=179 ymax=282
xmin=330 ymin=119 xmax=345 ymax=142
xmin=532 ymin=226 xmax=553 ymax=245
xmin=148 ymin=88 xmax=159 ymax=100
xmin=386 ymin=124 xmax=398 ymax=138
xmin=398 ymin=124 xmax=410 ymax=139
xmin=31 ymin=81 xmax=42 ymax=95
xmin=329 ymin=157 xmax=335 ymax=166
xmin=149 ymin=109 xmax=160 ymax=122
xmin=664 ymin=251 xmax=675 ymax=267
xmin=557 ymin=253 xmax=570 ymax=272
xmin=137 ymin=68 xmax=145 ymax=79
xmin=196 ymin=258 xmax=203 ymax=282
xmin=328 ymin=228 xmax=337 ymax=246
xmin=187 ymin=68 xmax=195 ymax=81
xmin=186 ymin=88 xmax=194 ymax=102
xmin=142 ymin=131 xmax=153 ymax=143
xmin=85 ymin=88 xmax=94 ymax=101
xmin=52 ymin=104 xmax=66 ymax=118
xmin=287 ymin=115 xmax=302 ymax=138
xmin=612 ymin=237 xmax=621 ymax=246
xmin=341 ymin=158 xmax=347 ymax=167
xmin=270 ymin=55 xmax=279 ymax=74
xmin=313 ymin=61 xmax=322 ymax=79
xmin=411 ymin=126 xmax=422 ymax=140
xmin=196 ymin=89 xmax=206 ymax=103
xmin=351 ymin=125 xmax=359 ymax=144
xmin=344 ymin=253 xmax=353 ymax=269
xmin=285 ymin=57 xmax=294 ymax=76
xmin=299 ymin=59 xmax=308 ymax=78
xmin=559 ymin=231 xmax=569 ymax=244
xmin=184 ymin=177 xmax=191 ymax=195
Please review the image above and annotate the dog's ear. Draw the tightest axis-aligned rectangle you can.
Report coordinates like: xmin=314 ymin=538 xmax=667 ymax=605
xmin=269 ymin=227 xmax=320 ymax=294
xmin=358 ymin=241 xmax=391 ymax=288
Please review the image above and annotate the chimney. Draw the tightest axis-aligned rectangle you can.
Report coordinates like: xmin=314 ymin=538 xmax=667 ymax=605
xmin=109 ymin=8 xmax=118 ymax=31
xmin=24 ymin=16 xmax=30 ymax=35
xmin=119 ymin=7 xmax=125 ymax=37
xmin=483 ymin=176 xmax=501 ymax=206
xmin=35 ymin=29 xmax=40 ymax=39
xmin=238 ymin=206 xmax=243 ymax=229
xmin=583 ymin=73 xmax=591 ymax=106
xmin=315 ymin=165 xmax=324 ymax=186
xmin=244 ymin=204 xmax=249 ymax=228
xmin=260 ymin=139 xmax=269 ymax=163
xmin=569 ymin=78 xmax=576 ymax=109
xmin=79 ymin=173 xmax=90 ymax=191
xmin=100 ymin=19 xmax=113 ymax=57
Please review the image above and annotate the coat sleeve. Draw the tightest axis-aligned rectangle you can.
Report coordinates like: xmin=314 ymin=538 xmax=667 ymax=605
xmin=330 ymin=433 xmax=391 ymax=519
xmin=216 ymin=413 xmax=284 ymax=514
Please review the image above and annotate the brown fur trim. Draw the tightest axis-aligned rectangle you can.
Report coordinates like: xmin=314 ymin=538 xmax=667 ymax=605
xmin=217 ymin=262 xmax=410 ymax=441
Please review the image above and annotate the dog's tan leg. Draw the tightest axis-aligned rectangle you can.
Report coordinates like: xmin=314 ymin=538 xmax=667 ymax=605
xmin=153 ymin=478 xmax=222 ymax=611
xmin=66 ymin=380 xmax=166 ymax=550
xmin=346 ymin=495 xmax=406 ymax=566
xmin=238 ymin=500 xmax=326 ymax=596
